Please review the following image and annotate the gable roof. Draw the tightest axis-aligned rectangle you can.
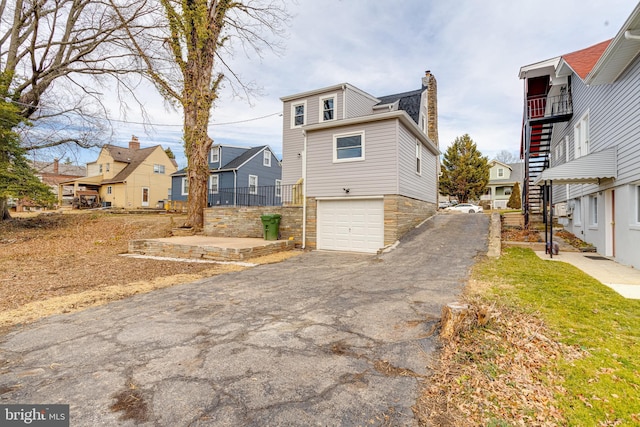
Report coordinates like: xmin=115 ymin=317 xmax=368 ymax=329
xmin=101 ymin=145 xmax=159 ymax=184
xmin=376 ymin=89 xmax=423 ymax=124
xmin=558 ymin=39 xmax=612 ymax=79
xmin=172 ymin=145 xmax=278 ymax=176
xmin=222 ymin=145 xmax=268 ymax=170
xmin=489 ymin=162 xmax=524 ymax=185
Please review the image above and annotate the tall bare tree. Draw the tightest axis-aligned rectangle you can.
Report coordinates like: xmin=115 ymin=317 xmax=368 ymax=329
xmin=111 ymin=0 xmax=289 ymax=230
xmin=0 ymin=0 xmax=150 ymax=147
xmin=0 ymin=0 xmax=151 ymax=219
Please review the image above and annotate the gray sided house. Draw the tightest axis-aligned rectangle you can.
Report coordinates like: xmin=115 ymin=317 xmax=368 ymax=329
xmin=171 ymin=145 xmax=282 ymax=207
xmin=280 ymin=71 xmax=440 ymax=253
xmin=520 ymin=3 xmax=640 ymax=269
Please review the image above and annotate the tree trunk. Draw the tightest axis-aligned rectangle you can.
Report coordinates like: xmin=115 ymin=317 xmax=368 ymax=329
xmin=182 ymin=68 xmax=214 ymax=231
xmin=0 ymin=197 xmax=12 ymax=221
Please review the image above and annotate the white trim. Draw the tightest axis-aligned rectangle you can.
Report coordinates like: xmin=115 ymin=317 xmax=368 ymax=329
xmin=574 ymin=110 xmax=590 ymax=159
xmin=333 ymin=130 xmax=365 ymax=163
xmin=631 ymin=184 xmax=640 ymax=229
xmin=290 ymin=100 xmax=307 ymax=129
xmin=249 ymin=175 xmax=258 ymax=194
xmin=319 ymin=93 xmax=338 ymax=122
xmin=181 ymin=177 xmax=188 ymax=196
xmin=210 ymin=146 xmax=220 ymax=163
xmin=263 ymin=150 xmax=271 ymax=167
xmin=209 ymin=175 xmax=219 ymax=194
xmin=275 ymin=179 xmax=282 ymax=198
xmin=141 ymin=187 xmax=150 ymax=207
xmin=589 ymin=194 xmax=598 ymax=228
xmin=415 ymin=138 xmax=422 ymax=175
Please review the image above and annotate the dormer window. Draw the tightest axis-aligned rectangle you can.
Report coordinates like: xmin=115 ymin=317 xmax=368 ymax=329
xmin=210 ymin=147 xmax=220 ymax=163
xmin=263 ymin=150 xmax=271 ymax=167
xmin=291 ymin=101 xmax=306 ymax=128
xmin=320 ymin=94 xmax=337 ymax=122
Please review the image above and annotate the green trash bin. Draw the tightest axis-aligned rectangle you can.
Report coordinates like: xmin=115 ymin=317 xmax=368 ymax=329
xmin=260 ymin=214 xmax=282 ymax=240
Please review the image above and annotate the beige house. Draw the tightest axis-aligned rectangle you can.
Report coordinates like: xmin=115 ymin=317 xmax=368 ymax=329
xmin=61 ymin=136 xmax=178 ymax=209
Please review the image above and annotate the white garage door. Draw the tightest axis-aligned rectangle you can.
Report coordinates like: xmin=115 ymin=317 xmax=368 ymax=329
xmin=317 ymin=199 xmax=384 ymax=253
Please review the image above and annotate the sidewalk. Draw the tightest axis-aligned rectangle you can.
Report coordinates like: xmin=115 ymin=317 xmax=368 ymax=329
xmin=535 ymin=251 xmax=640 ymax=299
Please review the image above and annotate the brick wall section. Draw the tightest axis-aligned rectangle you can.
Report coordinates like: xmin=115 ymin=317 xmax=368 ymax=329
xmin=204 ymin=206 xmax=303 ymax=244
xmin=384 ymin=195 xmax=437 ymax=245
xmin=424 ymin=71 xmax=439 ymax=147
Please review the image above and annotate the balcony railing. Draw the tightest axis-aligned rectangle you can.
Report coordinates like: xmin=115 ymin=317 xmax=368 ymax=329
xmin=527 ymin=93 xmax=573 ymax=122
xmin=208 ymin=183 xmax=303 ymax=207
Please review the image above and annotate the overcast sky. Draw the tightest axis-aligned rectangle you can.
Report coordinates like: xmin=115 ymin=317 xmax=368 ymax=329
xmin=68 ymin=0 xmax=638 ymax=168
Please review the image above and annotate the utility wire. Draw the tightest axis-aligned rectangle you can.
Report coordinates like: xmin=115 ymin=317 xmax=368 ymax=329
xmin=3 ymin=98 xmax=282 ymax=128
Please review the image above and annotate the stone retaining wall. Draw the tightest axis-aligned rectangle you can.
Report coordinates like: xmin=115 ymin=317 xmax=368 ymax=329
xmin=129 ymin=239 xmax=295 ymax=261
xmin=204 ymin=206 xmax=303 ymax=244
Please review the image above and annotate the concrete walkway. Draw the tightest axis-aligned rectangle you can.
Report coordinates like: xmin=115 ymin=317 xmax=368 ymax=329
xmin=535 ymin=251 xmax=640 ymax=299
xmin=0 ymin=214 xmax=489 ymax=426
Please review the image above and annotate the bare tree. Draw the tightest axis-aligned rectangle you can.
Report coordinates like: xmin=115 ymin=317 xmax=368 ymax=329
xmin=494 ymin=149 xmax=519 ymax=164
xmin=0 ymin=0 xmax=151 ymax=150
xmin=0 ymin=0 xmax=152 ymax=219
xmin=110 ymin=0 xmax=289 ymax=230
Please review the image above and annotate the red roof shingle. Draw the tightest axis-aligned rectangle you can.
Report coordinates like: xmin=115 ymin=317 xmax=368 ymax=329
xmin=562 ymin=39 xmax=612 ymax=79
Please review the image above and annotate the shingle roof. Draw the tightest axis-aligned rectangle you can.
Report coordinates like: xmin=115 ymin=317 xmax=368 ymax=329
xmin=562 ymin=39 xmax=612 ymax=79
xmin=222 ymin=146 xmax=267 ymax=169
xmin=375 ymin=89 xmax=423 ymax=124
xmin=31 ymin=161 xmax=86 ymax=177
xmin=101 ymin=145 xmax=159 ymax=184
xmin=171 ymin=146 xmax=269 ymax=176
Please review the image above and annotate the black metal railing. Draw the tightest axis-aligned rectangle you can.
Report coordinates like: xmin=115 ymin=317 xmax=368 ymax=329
xmin=208 ymin=183 xmax=303 ymax=207
xmin=527 ymin=93 xmax=573 ymax=121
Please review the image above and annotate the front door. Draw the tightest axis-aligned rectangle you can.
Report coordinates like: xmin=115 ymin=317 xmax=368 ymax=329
xmin=141 ymin=187 xmax=149 ymax=207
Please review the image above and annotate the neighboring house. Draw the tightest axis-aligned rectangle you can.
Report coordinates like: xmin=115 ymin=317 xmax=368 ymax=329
xmin=482 ymin=160 xmax=523 ymax=209
xmin=170 ymin=144 xmax=282 ymax=207
xmin=23 ymin=159 xmax=86 ymax=210
xmin=519 ymin=3 xmax=640 ymax=269
xmin=61 ymin=136 xmax=178 ymax=209
xmin=280 ymin=71 xmax=440 ymax=253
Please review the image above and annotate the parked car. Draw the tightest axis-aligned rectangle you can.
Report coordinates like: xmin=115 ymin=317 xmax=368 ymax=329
xmin=438 ymin=201 xmax=451 ymax=209
xmin=446 ymin=203 xmax=483 ymax=213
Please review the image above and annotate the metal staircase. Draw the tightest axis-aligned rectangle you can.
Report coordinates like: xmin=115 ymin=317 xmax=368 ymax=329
xmin=523 ymin=91 xmax=573 ymax=226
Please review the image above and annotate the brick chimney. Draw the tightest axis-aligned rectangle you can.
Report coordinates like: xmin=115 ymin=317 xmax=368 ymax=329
xmin=53 ymin=158 xmax=59 ymax=174
xmin=128 ymin=135 xmax=140 ymax=151
xmin=422 ymin=71 xmax=439 ymax=147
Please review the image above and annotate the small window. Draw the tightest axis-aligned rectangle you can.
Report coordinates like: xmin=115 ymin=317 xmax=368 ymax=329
xmin=153 ymin=164 xmax=165 ymax=174
xmin=498 ymin=168 xmax=504 ymax=177
xmin=291 ymin=102 xmax=306 ymax=128
xmin=334 ymin=131 xmax=364 ymax=162
xmin=319 ymin=94 xmax=336 ymax=122
xmin=249 ymin=175 xmax=258 ymax=194
xmin=589 ymin=194 xmax=598 ymax=226
xmin=263 ymin=150 xmax=271 ymax=167
xmin=574 ymin=111 xmax=590 ymax=159
xmin=105 ymin=163 xmax=110 ymax=172
xmin=275 ymin=179 xmax=282 ymax=198
xmin=416 ymin=139 xmax=421 ymax=175
xmin=181 ymin=177 xmax=188 ymax=196
xmin=209 ymin=175 xmax=219 ymax=194
xmin=99 ymin=164 xmax=103 ymax=173
xmin=107 ymin=186 xmax=112 ymax=195
xmin=210 ymin=147 xmax=219 ymax=163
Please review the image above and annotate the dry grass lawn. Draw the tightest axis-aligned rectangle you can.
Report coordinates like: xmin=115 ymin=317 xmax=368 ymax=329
xmin=0 ymin=211 xmax=302 ymax=331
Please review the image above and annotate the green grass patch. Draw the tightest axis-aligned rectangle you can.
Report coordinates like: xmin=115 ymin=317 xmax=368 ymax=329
xmin=474 ymin=247 xmax=640 ymax=426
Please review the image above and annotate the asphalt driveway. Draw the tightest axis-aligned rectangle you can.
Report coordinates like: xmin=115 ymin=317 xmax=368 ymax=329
xmin=0 ymin=213 xmax=488 ymax=426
